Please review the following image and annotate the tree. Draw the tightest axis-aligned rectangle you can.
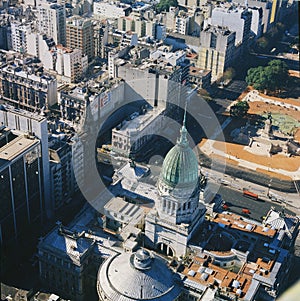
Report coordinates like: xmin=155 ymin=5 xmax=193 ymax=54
xmin=223 ymin=67 xmax=236 ymax=82
xmin=230 ymin=101 xmax=250 ymax=118
xmin=155 ymin=0 xmax=178 ymax=13
xmin=246 ymin=60 xmax=289 ymax=93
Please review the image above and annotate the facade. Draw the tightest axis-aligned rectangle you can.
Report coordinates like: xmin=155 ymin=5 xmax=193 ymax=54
xmin=111 ymin=106 xmax=164 ymax=157
xmin=0 ymin=106 xmax=51 ymax=218
xmin=49 ymin=134 xmax=75 ymax=211
xmin=66 ymin=16 xmax=94 ymax=62
xmin=93 ymin=1 xmax=131 ymax=20
xmin=248 ymin=6 xmax=263 ymax=38
xmin=37 ymin=0 xmax=66 ymax=46
xmin=0 ymin=128 xmax=43 ymax=246
xmin=197 ymin=25 xmax=236 ymax=82
xmin=188 ymin=66 xmax=211 ymax=89
xmin=10 ymin=20 xmax=33 ymax=53
xmin=208 ymin=5 xmax=252 ymax=49
xmin=0 ymin=56 xmax=57 ymax=111
xmin=38 ymin=222 xmax=104 ymax=301
xmin=233 ymin=0 xmax=272 ymax=33
xmin=56 ymin=46 xmax=85 ymax=83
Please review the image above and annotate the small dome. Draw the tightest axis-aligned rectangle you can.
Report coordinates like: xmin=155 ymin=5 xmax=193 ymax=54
xmin=133 ymin=248 xmax=152 ymax=270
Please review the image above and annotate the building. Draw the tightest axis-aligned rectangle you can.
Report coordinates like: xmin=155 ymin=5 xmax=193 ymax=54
xmin=97 ymin=249 xmax=182 ymax=300
xmin=56 ymin=46 xmax=86 ymax=83
xmin=37 ymin=0 xmax=66 ymax=46
xmin=37 ymin=113 xmax=299 ymax=301
xmin=93 ymin=0 xmax=131 ymax=20
xmin=208 ymin=4 xmax=252 ymax=49
xmin=248 ymin=6 xmax=263 ymax=39
xmin=145 ymin=115 xmax=207 ymax=257
xmin=10 ymin=20 xmax=33 ymax=53
xmin=175 ymin=10 xmax=194 ymax=35
xmin=66 ymin=16 xmax=94 ymax=62
xmin=188 ymin=66 xmax=211 ymax=89
xmin=0 ymin=127 xmax=43 ymax=246
xmin=0 ymin=105 xmax=51 ymax=218
xmin=233 ymin=0 xmax=272 ymax=33
xmin=197 ymin=25 xmax=236 ymax=82
xmin=49 ymin=134 xmax=76 ymax=211
xmin=111 ymin=106 xmax=164 ymax=157
xmin=0 ymin=55 xmax=57 ymax=111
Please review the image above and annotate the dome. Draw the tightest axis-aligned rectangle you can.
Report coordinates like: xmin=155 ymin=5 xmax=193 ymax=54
xmin=158 ymin=113 xmax=198 ymax=191
xmin=97 ymin=249 xmax=181 ymax=300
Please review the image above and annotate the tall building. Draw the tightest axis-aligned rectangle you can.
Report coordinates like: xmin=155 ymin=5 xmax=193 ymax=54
xmin=208 ymin=5 xmax=252 ymax=49
xmin=0 ymin=106 xmax=51 ymax=218
xmin=0 ymin=126 xmax=43 ymax=246
xmin=37 ymin=0 xmax=66 ymax=46
xmin=10 ymin=20 xmax=33 ymax=53
xmin=55 ymin=45 xmax=86 ymax=83
xmin=197 ymin=25 xmax=236 ymax=82
xmin=66 ymin=16 xmax=94 ymax=62
xmin=233 ymin=0 xmax=272 ymax=33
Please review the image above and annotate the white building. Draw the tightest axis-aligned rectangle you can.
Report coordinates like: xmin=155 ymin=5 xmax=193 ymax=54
xmin=56 ymin=46 xmax=87 ymax=83
xmin=10 ymin=20 xmax=33 ymax=53
xmin=37 ymin=0 xmax=66 ymax=45
xmin=207 ymin=5 xmax=252 ymax=48
xmin=93 ymin=1 xmax=131 ymax=20
xmin=111 ymin=106 xmax=164 ymax=157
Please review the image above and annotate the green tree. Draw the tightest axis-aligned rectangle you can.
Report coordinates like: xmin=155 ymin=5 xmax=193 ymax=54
xmin=230 ymin=101 xmax=250 ymax=118
xmin=155 ymin=0 xmax=178 ymax=13
xmin=256 ymin=36 xmax=269 ymax=51
xmin=246 ymin=60 xmax=289 ymax=93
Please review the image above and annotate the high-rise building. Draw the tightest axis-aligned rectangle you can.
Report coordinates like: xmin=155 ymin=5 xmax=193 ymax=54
xmin=208 ymin=5 xmax=252 ymax=49
xmin=37 ymin=0 xmax=66 ymax=46
xmin=0 ymin=126 xmax=43 ymax=246
xmin=197 ymin=25 xmax=236 ymax=82
xmin=0 ymin=106 xmax=51 ymax=218
xmin=10 ymin=20 xmax=33 ymax=53
xmin=66 ymin=16 xmax=94 ymax=62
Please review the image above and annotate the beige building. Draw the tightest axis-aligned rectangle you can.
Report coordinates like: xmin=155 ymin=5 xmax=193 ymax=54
xmin=197 ymin=25 xmax=236 ymax=82
xmin=66 ymin=16 xmax=94 ymax=62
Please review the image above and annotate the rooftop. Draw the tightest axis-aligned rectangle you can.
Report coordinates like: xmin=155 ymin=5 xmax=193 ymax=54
xmin=212 ymin=212 xmax=277 ymax=238
xmin=0 ymin=135 xmax=39 ymax=166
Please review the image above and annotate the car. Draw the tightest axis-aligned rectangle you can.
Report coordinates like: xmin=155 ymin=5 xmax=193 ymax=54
xmin=222 ymin=203 xmax=229 ymax=210
xmin=242 ymin=208 xmax=251 ymax=214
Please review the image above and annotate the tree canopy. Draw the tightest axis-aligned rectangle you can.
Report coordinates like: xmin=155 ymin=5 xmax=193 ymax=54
xmin=155 ymin=0 xmax=178 ymax=13
xmin=230 ymin=101 xmax=249 ymax=118
xmin=246 ymin=60 xmax=289 ymax=93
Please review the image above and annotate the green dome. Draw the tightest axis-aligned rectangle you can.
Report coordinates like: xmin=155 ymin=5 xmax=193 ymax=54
xmin=159 ymin=112 xmax=199 ymax=189
xmin=160 ymin=143 xmax=198 ymax=188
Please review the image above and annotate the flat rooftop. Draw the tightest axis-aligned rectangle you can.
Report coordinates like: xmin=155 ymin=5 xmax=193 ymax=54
xmin=0 ymin=135 xmax=39 ymax=165
xmin=113 ymin=107 xmax=164 ymax=136
xmin=212 ymin=212 xmax=277 ymax=238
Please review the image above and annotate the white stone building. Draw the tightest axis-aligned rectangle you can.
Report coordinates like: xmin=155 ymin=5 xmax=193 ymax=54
xmin=111 ymin=106 xmax=164 ymax=157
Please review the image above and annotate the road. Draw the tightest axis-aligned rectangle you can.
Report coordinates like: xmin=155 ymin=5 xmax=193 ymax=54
xmin=207 ymin=181 xmax=295 ymax=222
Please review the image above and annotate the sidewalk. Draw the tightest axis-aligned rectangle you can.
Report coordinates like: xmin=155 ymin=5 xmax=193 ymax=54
xmin=199 ymin=117 xmax=300 ymax=214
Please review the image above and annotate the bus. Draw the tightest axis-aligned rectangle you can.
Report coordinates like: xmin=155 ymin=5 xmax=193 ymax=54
xmin=243 ymin=189 xmax=258 ymax=200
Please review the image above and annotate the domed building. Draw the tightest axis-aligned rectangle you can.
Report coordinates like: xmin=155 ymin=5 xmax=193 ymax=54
xmin=145 ymin=112 xmax=207 ymax=257
xmin=97 ymin=248 xmax=181 ymax=300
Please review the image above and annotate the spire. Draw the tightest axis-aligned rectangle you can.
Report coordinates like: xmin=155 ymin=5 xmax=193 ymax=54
xmin=178 ymin=102 xmax=188 ymax=145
